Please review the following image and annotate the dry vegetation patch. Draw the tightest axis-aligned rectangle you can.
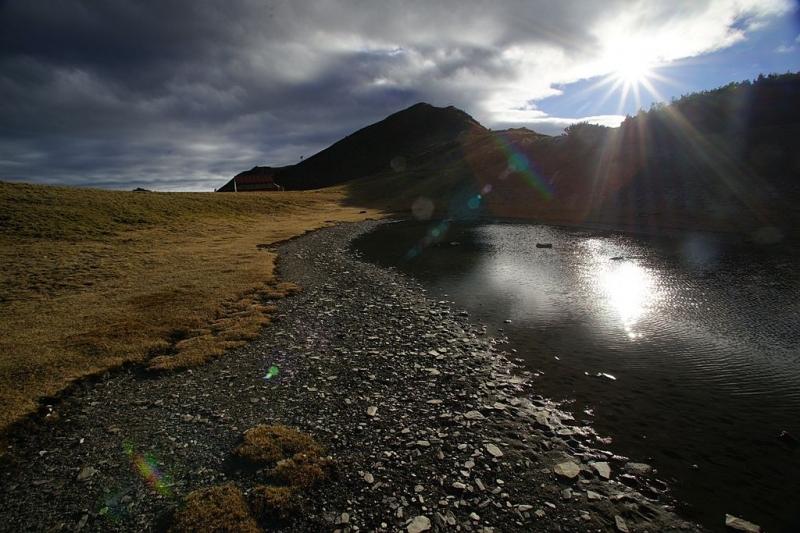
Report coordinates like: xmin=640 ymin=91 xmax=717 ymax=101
xmin=170 ymin=483 xmax=262 ymax=533
xmin=171 ymin=426 xmax=331 ymax=529
xmin=0 ymin=181 xmax=384 ymax=433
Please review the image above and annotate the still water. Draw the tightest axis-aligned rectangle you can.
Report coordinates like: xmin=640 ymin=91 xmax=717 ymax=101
xmin=352 ymin=220 xmax=800 ymax=532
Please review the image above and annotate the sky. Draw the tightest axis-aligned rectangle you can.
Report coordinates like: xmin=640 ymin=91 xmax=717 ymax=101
xmin=1 ymin=1 xmax=798 ymax=192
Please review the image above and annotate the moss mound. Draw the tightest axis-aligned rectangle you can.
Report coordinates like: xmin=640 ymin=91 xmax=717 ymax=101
xmin=170 ymin=483 xmax=261 ymax=533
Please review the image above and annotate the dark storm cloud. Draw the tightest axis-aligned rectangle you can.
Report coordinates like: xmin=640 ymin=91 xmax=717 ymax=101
xmin=0 ymin=0 xmax=792 ymax=190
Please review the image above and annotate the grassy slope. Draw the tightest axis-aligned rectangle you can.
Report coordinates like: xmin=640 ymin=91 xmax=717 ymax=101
xmin=0 ymin=182 xmax=384 ymax=433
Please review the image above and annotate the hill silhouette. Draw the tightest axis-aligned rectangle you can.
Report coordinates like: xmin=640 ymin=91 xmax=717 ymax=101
xmin=230 ymin=103 xmax=486 ymax=191
xmin=229 ymin=72 xmax=800 ymax=239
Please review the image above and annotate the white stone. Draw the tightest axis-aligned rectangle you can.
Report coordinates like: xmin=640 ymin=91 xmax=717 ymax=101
xmin=725 ymin=514 xmax=761 ymax=532
xmin=594 ymin=461 xmax=611 ymax=479
xmin=465 ymin=410 xmax=485 ymax=420
xmin=407 ymin=515 xmax=431 ymax=533
xmin=553 ymin=461 xmax=580 ymax=479
xmin=625 ymin=462 xmax=652 ymax=475
xmin=366 ymin=406 xmax=378 ymax=417
xmin=485 ymin=444 xmax=503 ymax=457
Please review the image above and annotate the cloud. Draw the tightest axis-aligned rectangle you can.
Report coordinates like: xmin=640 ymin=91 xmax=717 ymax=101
xmin=0 ymin=0 xmax=794 ymax=190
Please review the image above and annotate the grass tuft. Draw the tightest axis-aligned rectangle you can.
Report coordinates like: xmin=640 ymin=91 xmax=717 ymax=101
xmin=249 ymin=485 xmax=299 ymax=520
xmin=234 ymin=425 xmax=324 ymax=465
xmin=169 ymin=483 xmax=262 ymax=533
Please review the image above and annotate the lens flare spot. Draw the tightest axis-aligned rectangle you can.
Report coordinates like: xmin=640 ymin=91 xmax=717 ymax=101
xmin=468 ymin=197 xmax=481 ymax=210
xmin=411 ymin=196 xmax=435 ymax=220
xmin=508 ymin=152 xmax=529 ymax=172
xmin=124 ymin=444 xmax=171 ymax=497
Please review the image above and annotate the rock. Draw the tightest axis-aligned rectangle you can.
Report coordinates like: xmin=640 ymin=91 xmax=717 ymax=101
xmin=560 ymin=488 xmax=572 ymax=500
xmin=625 ymin=462 xmax=652 ymax=475
xmin=594 ymin=461 xmax=611 ymax=479
xmin=485 ymin=443 xmax=503 ymax=457
xmin=553 ymin=461 xmax=581 ymax=479
xmin=363 ymin=473 xmax=374 ymax=484
xmin=518 ymin=504 xmax=533 ymax=512
xmin=469 ymin=512 xmax=480 ymax=520
xmin=465 ymin=410 xmax=485 ymax=420
xmin=76 ymin=467 xmax=97 ymax=482
xmin=615 ymin=515 xmax=630 ymax=532
xmin=452 ymin=482 xmax=466 ymax=490
xmin=407 ymin=515 xmax=431 ymax=533
xmin=426 ymin=399 xmax=442 ymax=404
xmin=725 ymin=514 xmax=761 ymax=532
xmin=337 ymin=512 xmax=350 ymax=525
xmin=366 ymin=406 xmax=378 ymax=416
xmin=586 ymin=490 xmax=603 ymax=500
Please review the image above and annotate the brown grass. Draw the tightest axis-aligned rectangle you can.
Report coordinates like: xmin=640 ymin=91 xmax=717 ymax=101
xmin=0 ymin=181 xmax=384 ymax=433
xmin=234 ymin=425 xmax=325 ymax=465
xmin=170 ymin=483 xmax=262 ymax=533
xmin=249 ymin=486 xmax=298 ymax=520
xmin=172 ymin=426 xmax=330 ymax=527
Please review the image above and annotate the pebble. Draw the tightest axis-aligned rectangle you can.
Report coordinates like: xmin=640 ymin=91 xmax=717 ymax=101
xmin=76 ymin=467 xmax=97 ymax=482
xmin=615 ymin=515 xmax=629 ymax=532
xmin=465 ymin=410 xmax=485 ymax=420
xmin=593 ymin=461 xmax=611 ymax=479
xmin=366 ymin=406 xmax=378 ymax=417
xmin=553 ymin=461 xmax=581 ymax=479
xmin=485 ymin=444 xmax=503 ymax=457
xmin=725 ymin=514 xmax=761 ymax=532
xmin=407 ymin=515 xmax=431 ymax=533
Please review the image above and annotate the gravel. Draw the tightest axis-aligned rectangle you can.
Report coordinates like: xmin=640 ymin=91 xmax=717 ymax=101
xmin=0 ymin=221 xmax=704 ymax=532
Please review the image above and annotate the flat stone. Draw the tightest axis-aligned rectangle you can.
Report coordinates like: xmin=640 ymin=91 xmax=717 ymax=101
xmin=76 ymin=467 xmax=97 ymax=482
xmin=725 ymin=514 xmax=761 ymax=532
xmin=587 ymin=490 xmax=603 ymax=500
xmin=485 ymin=443 xmax=503 ymax=457
xmin=452 ymin=482 xmax=466 ymax=490
xmin=518 ymin=504 xmax=533 ymax=512
xmin=465 ymin=410 xmax=485 ymax=420
xmin=553 ymin=461 xmax=581 ymax=479
xmin=416 ymin=440 xmax=431 ymax=447
xmin=615 ymin=515 xmax=629 ymax=532
xmin=625 ymin=462 xmax=652 ymax=475
xmin=407 ymin=515 xmax=431 ymax=533
xmin=427 ymin=399 xmax=443 ymax=405
xmin=594 ymin=461 xmax=611 ymax=479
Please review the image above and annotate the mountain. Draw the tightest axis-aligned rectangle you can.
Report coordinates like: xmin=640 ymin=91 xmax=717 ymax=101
xmin=229 ymin=103 xmax=487 ymax=191
xmin=227 ymin=73 xmax=800 ymax=239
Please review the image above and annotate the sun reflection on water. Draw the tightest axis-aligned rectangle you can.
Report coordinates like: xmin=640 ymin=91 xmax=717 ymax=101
xmin=584 ymin=240 xmax=662 ymax=340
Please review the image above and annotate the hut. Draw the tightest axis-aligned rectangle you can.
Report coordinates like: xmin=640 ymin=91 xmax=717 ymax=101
xmin=217 ymin=168 xmax=284 ymax=192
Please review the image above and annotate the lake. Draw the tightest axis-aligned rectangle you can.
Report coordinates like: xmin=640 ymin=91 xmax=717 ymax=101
xmin=352 ymin=219 xmax=800 ymax=532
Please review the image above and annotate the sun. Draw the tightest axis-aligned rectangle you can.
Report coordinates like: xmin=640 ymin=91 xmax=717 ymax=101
xmin=592 ymin=42 xmax=665 ymax=112
xmin=612 ymin=53 xmax=653 ymax=85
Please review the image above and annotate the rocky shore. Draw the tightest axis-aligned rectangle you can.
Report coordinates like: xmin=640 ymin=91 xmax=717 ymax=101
xmin=0 ymin=221 xmax=703 ymax=532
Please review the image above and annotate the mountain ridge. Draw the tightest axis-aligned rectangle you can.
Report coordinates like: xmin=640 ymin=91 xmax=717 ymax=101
xmin=225 ymin=73 xmax=800 ymax=238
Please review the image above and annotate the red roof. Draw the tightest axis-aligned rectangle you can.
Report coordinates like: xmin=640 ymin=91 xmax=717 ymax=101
xmin=234 ymin=174 xmax=276 ymax=185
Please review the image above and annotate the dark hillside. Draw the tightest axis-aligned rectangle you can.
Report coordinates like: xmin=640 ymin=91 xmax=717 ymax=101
xmin=237 ymin=103 xmax=487 ymax=190
xmin=229 ymin=73 xmax=800 ymax=238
